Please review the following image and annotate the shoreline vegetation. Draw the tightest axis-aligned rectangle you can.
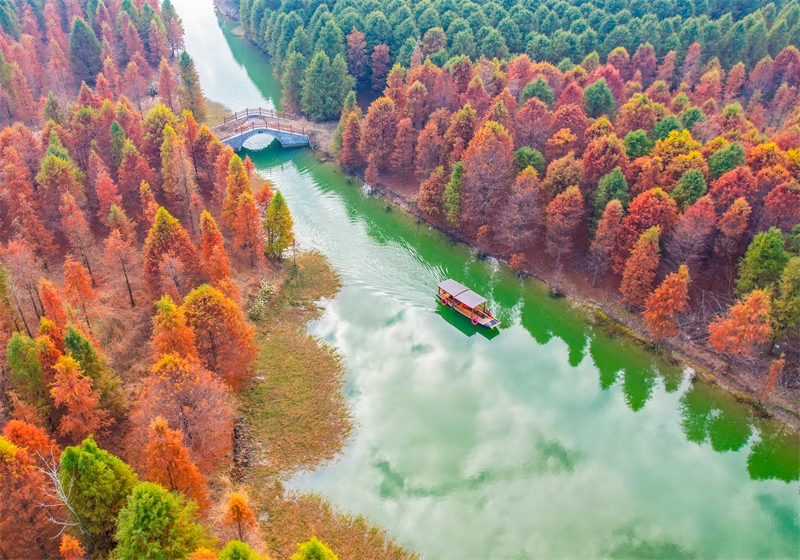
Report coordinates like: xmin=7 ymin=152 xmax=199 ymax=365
xmin=240 ymin=250 xmax=420 ymax=559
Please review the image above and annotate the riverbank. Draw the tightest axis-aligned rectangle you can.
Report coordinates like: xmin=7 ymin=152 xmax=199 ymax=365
xmin=314 ymin=149 xmax=799 ymax=432
xmin=239 ymin=251 xmax=419 ymax=559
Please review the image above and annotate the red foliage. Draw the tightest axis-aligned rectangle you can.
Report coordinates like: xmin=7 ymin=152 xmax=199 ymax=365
xmin=763 ymin=180 xmax=800 ymax=232
xmin=417 ymin=166 xmax=448 ymax=218
xmin=582 ymin=134 xmax=628 ymax=186
xmin=514 ymin=97 xmax=552 ymax=151
xmin=620 ymin=226 xmax=661 ymax=307
xmin=613 ymin=188 xmax=678 ymax=273
xmin=643 ymin=264 xmax=690 ymax=339
xmin=359 ymin=97 xmax=397 ymax=171
xmin=545 ymin=186 xmax=585 ymax=263
xmin=371 ymin=44 xmax=391 ymax=92
xmin=665 ymin=195 xmax=716 ymax=269
xmin=339 ymin=113 xmax=364 ymax=170
xmin=51 ymin=355 xmax=111 ymax=442
xmin=715 ymin=198 xmax=752 ymax=258
xmin=708 ymin=290 xmax=772 ymax=358
xmin=133 ymin=353 xmax=234 ymax=473
xmin=144 ymin=417 xmax=210 ymax=513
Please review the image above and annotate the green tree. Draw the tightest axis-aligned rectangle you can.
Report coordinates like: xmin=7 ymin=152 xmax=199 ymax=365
xmin=670 ymin=169 xmax=707 ymax=210
xmin=443 ymin=161 xmax=463 ymax=226
xmin=178 ymin=51 xmax=206 ymax=122
xmin=593 ymin=166 xmax=629 ymax=220
xmin=59 ymin=437 xmax=139 ymax=555
xmin=110 ymin=120 xmax=126 ymax=169
xmin=708 ymin=142 xmax=745 ymax=180
xmin=64 ymin=325 xmax=122 ymax=409
xmin=281 ymin=51 xmax=306 ymax=111
xmin=263 ymin=190 xmax=294 ymax=259
xmin=69 ymin=18 xmax=102 ymax=84
xmin=315 ymin=20 xmax=345 ymax=60
xmin=115 ymin=482 xmax=208 ymax=560
xmin=291 ymin=537 xmax=338 ymax=560
xmin=736 ymin=228 xmax=790 ymax=294
xmin=513 ymin=147 xmax=546 ymax=174
xmin=623 ymin=130 xmax=654 ymax=159
xmin=651 ymin=115 xmax=682 ymax=141
xmin=43 ymin=91 xmax=65 ymax=125
xmin=6 ymin=332 xmax=47 ymax=414
xmin=301 ymin=51 xmax=354 ymax=121
xmin=219 ymin=540 xmax=260 ymax=560
xmin=680 ymin=106 xmax=705 ymax=130
xmin=583 ymin=77 xmax=615 ymax=118
xmin=772 ymin=256 xmax=800 ymax=342
xmin=520 ymin=77 xmax=554 ymax=106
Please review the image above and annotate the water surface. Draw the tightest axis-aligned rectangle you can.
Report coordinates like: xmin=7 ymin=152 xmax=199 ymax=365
xmin=174 ymin=2 xmax=800 ymax=557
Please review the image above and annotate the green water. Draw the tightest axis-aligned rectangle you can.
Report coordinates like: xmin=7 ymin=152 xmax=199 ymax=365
xmin=174 ymin=2 xmax=800 ymax=557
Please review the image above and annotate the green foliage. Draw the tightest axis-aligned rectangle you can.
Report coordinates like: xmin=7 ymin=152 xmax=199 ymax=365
xmin=220 ymin=540 xmax=260 ymax=560
xmin=651 ymin=115 xmax=683 ymax=141
xmin=59 ymin=437 xmax=139 ymax=555
xmin=0 ymin=0 xmax=20 ymax=40
xmin=583 ymin=78 xmax=615 ymax=118
xmin=772 ymin=256 xmax=800 ymax=339
xmin=68 ymin=18 xmax=102 ymax=84
xmin=708 ymin=142 xmax=745 ymax=180
xmin=520 ymin=77 xmax=554 ymax=106
xmin=736 ymin=228 xmax=790 ymax=295
xmin=594 ymin=167 xmax=629 ymax=218
xmin=291 ymin=536 xmax=338 ymax=560
xmin=178 ymin=51 xmax=206 ymax=122
xmin=443 ymin=161 xmax=463 ymax=226
xmin=43 ymin=92 xmax=65 ymax=125
xmin=670 ymin=169 xmax=707 ymax=210
xmin=300 ymin=51 xmax=354 ymax=121
xmin=623 ymin=130 xmax=654 ymax=159
xmin=680 ymin=106 xmax=705 ymax=130
xmin=513 ymin=147 xmax=545 ymax=175
xmin=115 ymin=482 xmax=208 ymax=560
xmin=64 ymin=325 xmax=122 ymax=408
xmin=6 ymin=332 xmax=47 ymax=413
xmin=110 ymin=120 xmax=126 ymax=169
xmin=281 ymin=51 xmax=306 ymax=110
xmin=263 ymin=190 xmax=295 ymax=259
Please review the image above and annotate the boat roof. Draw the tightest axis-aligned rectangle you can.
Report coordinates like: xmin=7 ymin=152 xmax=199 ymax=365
xmin=438 ymin=279 xmax=487 ymax=308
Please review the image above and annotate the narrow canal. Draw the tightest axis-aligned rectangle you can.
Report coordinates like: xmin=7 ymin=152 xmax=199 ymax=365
xmin=174 ymin=2 xmax=799 ymax=557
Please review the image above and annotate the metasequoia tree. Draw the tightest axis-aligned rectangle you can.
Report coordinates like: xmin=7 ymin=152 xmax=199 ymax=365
xmin=143 ymin=207 xmax=200 ymax=289
xmin=152 ymin=295 xmax=198 ymax=360
xmin=158 ymin=58 xmax=178 ymax=110
xmin=418 ymin=166 xmax=448 ymax=218
xmin=181 ymin=285 xmax=257 ymax=389
xmin=545 ymin=186 xmax=585 ymax=265
xmin=51 ymin=355 xmax=111 ymax=442
xmin=2 ymin=419 xmax=60 ymax=466
xmin=218 ymin=492 xmax=262 ymax=549
xmin=643 ymin=264 xmax=691 ymax=340
xmin=0 ymin=436 xmax=61 ymax=559
xmin=359 ymin=96 xmax=397 ymax=171
xmin=612 ymin=188 xmax=677 ymax=273
xmin=59 ymin=534 xmax=86 ymax=560
xmin=222 ymin=154 xmax=250 ymax=227
xmin=263 ymin=190 xmax=294 ymax=260
xmin=59 ymin=193 xmax=96 ymax=283
xmin=708 ymin=290 xmax=773 ymax=361
xmin=715 ymin=198 xmax=751 ymax=258
xmin=498 ymin=166 xmax=546 ymax=252
xmin=291 ymin=537 xmax=338 ymax=560
xmin=178 ymin=51 xmax=206 ymax=121
xmin=161 ymin=124 xmax=198 ymax=231
xmin=39 ymin=278 xmax=68 ymax=329
xmin=665 ymin=195 xmax=716 ymax=270
xmin=114 ymin=481 xmax=208 ymax=559
xmin=199 ymin=210 xmax=232 ymax=281
xmin=233 ymin=190 xmax=264 ymax=269
xmin=144 ymin=418 xmax=210 ymax=512
xmin=620 ymin=226 xmax=661 ymax=308
xmin=588 ymin=199 xmax=624 ymax=287
xmin=460 ymin=121 xmax=515 ymax=231
xmin=63 ymin=257 xmax=97 ymax=329
xmin=104 ymin=227 xmax=137 ymax=307
xmin=133 ymin=354 xmax=234 ymax=473
xmin=58 ymin=437 xmax=139 ymax=555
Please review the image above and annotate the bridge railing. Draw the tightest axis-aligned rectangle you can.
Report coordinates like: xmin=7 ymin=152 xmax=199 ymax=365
xmin=222 ymin=107 xmax=300 ymax=124
xmin=225 ymin=119 xmax=306 ymax=139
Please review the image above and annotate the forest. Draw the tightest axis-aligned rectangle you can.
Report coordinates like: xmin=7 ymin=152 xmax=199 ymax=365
xmin=230 ymin=0 xmax=800 ymax=402
xmin=0 ymin=0 xmax=346 ymax=558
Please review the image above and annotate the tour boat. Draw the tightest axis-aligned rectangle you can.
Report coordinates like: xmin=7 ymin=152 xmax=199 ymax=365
xmin=437 ymin=279 xmax=501 ymax=329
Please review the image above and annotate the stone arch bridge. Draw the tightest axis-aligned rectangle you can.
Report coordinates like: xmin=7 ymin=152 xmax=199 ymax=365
xmin=213 ymin=107 xmax=310 ymax=150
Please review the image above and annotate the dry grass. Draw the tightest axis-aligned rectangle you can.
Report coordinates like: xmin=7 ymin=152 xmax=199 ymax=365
xmin=240 ymin=251 xmax=419 ymax=559
xmin=205 ymin=98 xmax=232 ymax=127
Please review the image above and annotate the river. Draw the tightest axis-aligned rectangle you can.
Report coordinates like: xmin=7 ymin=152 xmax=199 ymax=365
xmin=173 ymin=2 xmax=799 ymax=557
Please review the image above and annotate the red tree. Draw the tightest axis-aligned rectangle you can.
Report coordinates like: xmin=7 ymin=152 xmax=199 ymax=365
xmin=613 ymin=188 xmax=678 ymax=273
xmin=199 ymin=210 xmax=231 ymax=281
xmin=181 ymin=284 xmax=257 ymax=389
xmin=63 ymin=257 xmax=97 ymax=329
xmin=620 ymin=226 xmax=661 ymax=308
xmin=708 ymin=290 xmax=773 ymax=360
xmin=338 ymin=113 xmax=364 ymax=170
xmin=133 ymin=353 xmax=234 ymax=473
xmin=346 ymin=27 xmax=367 ymax=82
xmin=582 ymin=134 xmax=628 ymax=186
xmin=390 ymin=117 xmax=415 ymax=174
xmin=460 ymin=121 xmax=516 ymax=232
xmin=144 ymin=417 xmax=210 ymax=512
xmin=143 ymin=207 xmax=200 ymax=289
xmin=763 ymin=180 xmax=800 ymax=232
xmin=545 ymin=186 xmax=585 ymax=264
xmin=152 ymin=295 xmax=198 ymax=360
xmin=50 ymin=355 xmax=111 ymax=442
xmin=643 ymin=264 xmax=690 ymax=340
xmin=715 ymin=198 xmax=751 ymax=258
xmin=418 ymin=166 xmax=448 ymax=218
xmin=588 ymin=199 xmax=624 ymax=286
xmin=665 ymin=195 xmax=716 ymax=270
xmin=708 ymin=165 xmax=758 ymax=212
xmin=371 ymin=44 xmax=390 ymax=91
xmin=359 ymin=97 xmax=397 ymax=171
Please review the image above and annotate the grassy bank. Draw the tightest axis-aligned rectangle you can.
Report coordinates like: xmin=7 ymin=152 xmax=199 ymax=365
xmin=239 ymin=251 xmax=419 ymax=559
